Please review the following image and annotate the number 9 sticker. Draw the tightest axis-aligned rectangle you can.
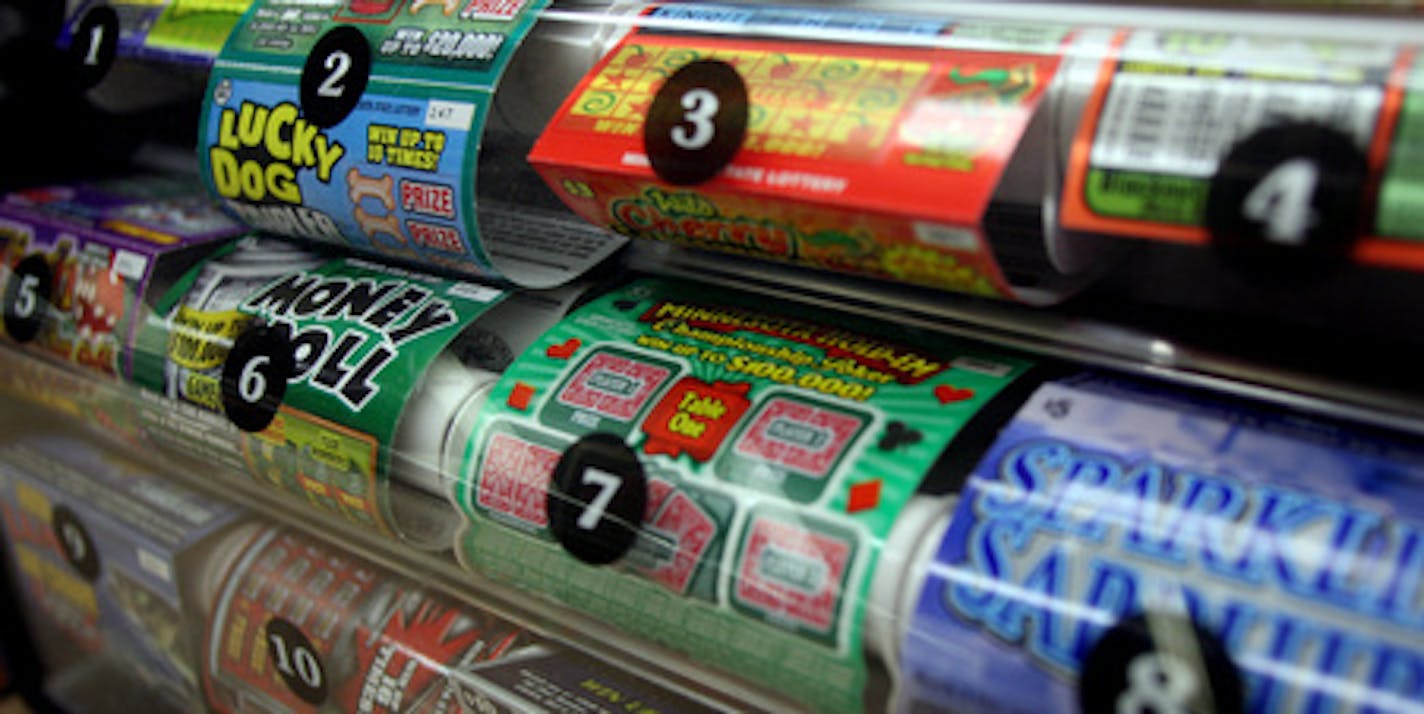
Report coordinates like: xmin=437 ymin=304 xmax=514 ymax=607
xmin=221 ymin=325 xmax=294 ymax=433
xmin=644 ymin=59 xmax=749 ymax=186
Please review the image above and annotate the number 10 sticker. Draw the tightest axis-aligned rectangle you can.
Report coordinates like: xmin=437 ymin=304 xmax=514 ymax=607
xmin=644 ymin=60 xmax=749 ymax=186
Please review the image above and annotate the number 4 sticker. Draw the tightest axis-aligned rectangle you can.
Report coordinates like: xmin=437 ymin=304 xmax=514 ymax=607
xmin=1206 ymin=123 xmax=1367 ymax=272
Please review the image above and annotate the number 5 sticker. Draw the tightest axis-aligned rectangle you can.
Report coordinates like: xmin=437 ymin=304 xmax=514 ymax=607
xmin=1206 ymin=123 xmax=1367 ymax=273
xmin=3 ymin=255 xmax=53 ymax=343
xmin=644 ymin=59 xmax=749 ymax=186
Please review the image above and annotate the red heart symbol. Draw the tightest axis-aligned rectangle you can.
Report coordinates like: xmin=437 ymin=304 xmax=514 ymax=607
xmin=934 ymin=384 xmax=974 ymax=404
xmin=545 ymin=338 xmax=582 ymax=360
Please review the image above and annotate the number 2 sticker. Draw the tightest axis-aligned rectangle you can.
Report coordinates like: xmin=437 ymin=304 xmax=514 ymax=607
xmin=644 ymin=59 xmax=749 ymax=186
xmin=300 ymin=26 xmax=371 ymax=128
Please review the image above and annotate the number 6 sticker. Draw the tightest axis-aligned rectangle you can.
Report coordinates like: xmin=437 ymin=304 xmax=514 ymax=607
xmin=548 ymin=433 xmax=647 ymax=565
xmin=221 ymin=325 xmax=294 ymax=433
xmin=644 ymin=59 xmax=749 ymax=186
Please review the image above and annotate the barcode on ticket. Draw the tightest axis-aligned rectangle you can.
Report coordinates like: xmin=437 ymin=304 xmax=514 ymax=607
xmin=1090 ymin=73 xmax=1383 ymax=177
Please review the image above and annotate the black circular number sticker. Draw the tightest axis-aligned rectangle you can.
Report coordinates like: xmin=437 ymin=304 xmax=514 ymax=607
xmin=300 ymin=26 xmax=371 ymax=128
xmin=52 ymin=506 xmax=99 ymax=582
xmin=1206 ymin=123 xmax=1367 ymax=273
xmin=1080 ymin=613 xmax=1243 ymax=714
xmin=221 ymin=325 xmax=293 ymax=433
xmin=265 ymin=618 xmax=327 ymax=705
xmin=3 ymin=255 xmax=53 ymax=343
xmin=644 ymin=59 xmax=749 ymax=186
xmin=70 ymin=5 xmax=120 ymax=89
xmin=548 ymin=433 xmax=647 ymax=565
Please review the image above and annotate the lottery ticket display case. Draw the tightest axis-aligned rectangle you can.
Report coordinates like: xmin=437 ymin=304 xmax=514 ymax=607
xmin=2 ymin=1 xmax=1424 ymax=713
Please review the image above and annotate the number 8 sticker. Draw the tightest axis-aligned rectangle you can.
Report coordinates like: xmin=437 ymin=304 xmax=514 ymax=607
xmin=1079 ymin=613 xmax=1243 ymax=714
xmin=644 ymin=60 xmax=749 ymax=186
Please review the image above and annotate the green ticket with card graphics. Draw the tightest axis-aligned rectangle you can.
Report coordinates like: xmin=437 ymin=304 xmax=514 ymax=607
xmin=452 ymin=277 xmax=1032 ymax=713
xmin=131 ymin=237 xmax=507 ymax=538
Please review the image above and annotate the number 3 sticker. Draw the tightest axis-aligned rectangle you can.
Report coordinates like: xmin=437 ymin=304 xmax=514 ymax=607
xmin=644 ymin=60 xmax=749 ymax=186
xmin=1206 ymin=123 xmax=1367 ymax=273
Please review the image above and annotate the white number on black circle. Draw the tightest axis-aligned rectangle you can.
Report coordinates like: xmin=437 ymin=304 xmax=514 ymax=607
xmin=1242 ymin=158 xmax=1319 ymax=246
xmin=269 ymin=631 xmax=323 ymax=690
xmin=60 ymin=522 xmax=86 ymax=561
xmin=83 ymin=25 xmax=105 ymax=66
xmin=577 ymin=468 xmax=622 ymax=531
xmin=14 ymin=274 xmax=39 ymax=319
xmin=238 ymin=355 xmax=271 ymax=404
xmin=671 ymin=88 xmax=719 ymax=151
xmin=316 ymin=50 xmax=352 ymax=99
xmin=1116 ymin=652 xmax=1199 ymax=714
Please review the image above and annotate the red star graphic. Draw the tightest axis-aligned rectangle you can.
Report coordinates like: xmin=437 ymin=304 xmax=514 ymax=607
xmin=623 ymin=98 xmax=648 ymax=117
xmin=598 ymin=70 xmax=629 ymax=90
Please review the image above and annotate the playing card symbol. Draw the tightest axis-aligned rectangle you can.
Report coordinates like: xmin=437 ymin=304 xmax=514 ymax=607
xmin=878 ymin=421 xmax=922 ymax=451
xmin=545 ymin=338 xmax=582 ymax=360
xmin=933 ymin=384 xmax=975 ymax=404
xmin=1044 ymin=398 xmax=1071 ymax=419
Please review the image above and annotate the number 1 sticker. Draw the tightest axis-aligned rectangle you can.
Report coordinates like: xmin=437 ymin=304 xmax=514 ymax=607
xmin=644 ymin=60 xmax=749 ymax=186
xmin=69 ymin=5 xmax=119 ymax=89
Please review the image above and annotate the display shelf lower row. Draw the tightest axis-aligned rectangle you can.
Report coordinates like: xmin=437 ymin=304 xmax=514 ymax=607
xmin=1 ymin=252 xmax=1422 ymax=713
